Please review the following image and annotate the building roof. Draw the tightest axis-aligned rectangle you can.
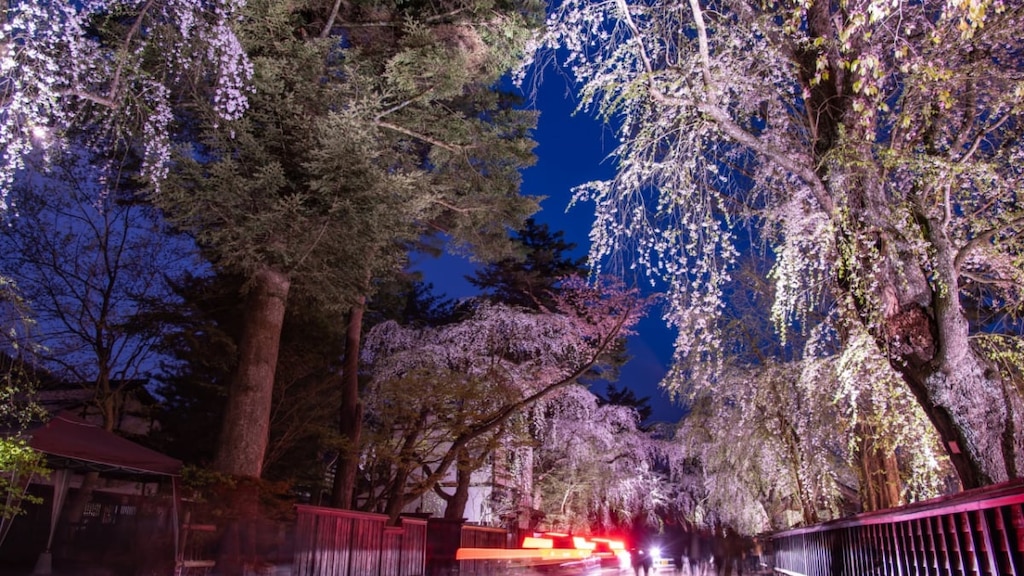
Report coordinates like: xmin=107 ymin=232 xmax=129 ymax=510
xmin=26 ymin=411 xmax=181 ymax=476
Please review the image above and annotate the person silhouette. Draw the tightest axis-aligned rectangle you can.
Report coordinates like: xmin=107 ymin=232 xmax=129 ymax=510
xmin=629 ymin=545 xmax=654 ymax=576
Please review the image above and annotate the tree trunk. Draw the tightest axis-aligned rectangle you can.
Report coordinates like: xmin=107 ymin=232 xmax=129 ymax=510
xmin=212 ymin=267 xmax=291 ymax=478
xmin=67 ymin=392 xmax=117 ymax=525
xmin=384 ymin=466 xmax=413 ymax=523
xmin=331 ymin=297 xmax=365 ymax=508
xmin=882 ymin=217 xmax=1024 ymax=489
xmin=888 ymin=310 xmax=1022 ymax=489
xmin=856 ymin=423 xmax=901 ymax=512
xmin=443 ymin=448 xmax=473 ymax=520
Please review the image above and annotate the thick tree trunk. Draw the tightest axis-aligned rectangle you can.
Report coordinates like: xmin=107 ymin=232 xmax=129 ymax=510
xmin=443 ymin=448 xmax=473 ymax=520
xmin=880 ymin=216 xmax=1024 ymax=488
xmin=331 ymin=297 xmax=365 ymax=509
xmin=886 ymin=304 xmax=1023 ymax=488
xmin=212 ymin=267 xmax=291 ymax=478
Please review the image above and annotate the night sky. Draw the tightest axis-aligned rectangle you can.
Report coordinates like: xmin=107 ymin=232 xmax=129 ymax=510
xmin=413 ymin=75 xmax=686 ymax=425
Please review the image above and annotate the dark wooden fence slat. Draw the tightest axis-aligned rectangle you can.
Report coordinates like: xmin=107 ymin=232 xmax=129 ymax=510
xmin=938 ymin=513 xmax=952 ymax=576
xmin=888 ymin=520 xmax=902 ymax=576
xmin=871 ymin=522 xmax=888 ymax=576
xmin=1001 ymin=504 xmax=1024 ymax=576
xmin=852 ymin=526 xmax=865 ymax=576
xmin=948 ymin=512 xmax=968 ymax=576
xmin=925 ymin=512 xmax=937 ymax=569
xmin=907 ymin=520 xmax=919 ymax=576
xmin=959 ymin=511 xmax=981 ymax=576
xmin=977 ymin=509 xmax=1000 ymax=576
xmin=991 ymin=505 xmax=1020 ymax=576
xmin=921 ymin=516 xmax=929 ymax=573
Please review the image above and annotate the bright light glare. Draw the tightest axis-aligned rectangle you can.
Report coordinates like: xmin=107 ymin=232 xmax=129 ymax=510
xmin=572 ymin=537 xmax=596 ymax=550
xmin=650 ymin=547 xmax=662 ymax=560
xmin=30 ymin=125 xmax=49 ymax=141
xmin=521 ymin=537 xmax=553 ymax=549
xmin=617 ymin=550 xmax=631 ymax=569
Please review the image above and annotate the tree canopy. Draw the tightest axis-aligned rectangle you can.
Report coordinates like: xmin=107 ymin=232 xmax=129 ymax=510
xmin=528 ymin=0 xmax=1024 ymax=489
xmin=360 ymin=277 xmax=645 ymax=521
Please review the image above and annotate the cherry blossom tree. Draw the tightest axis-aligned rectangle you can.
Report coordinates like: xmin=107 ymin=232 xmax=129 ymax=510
xmin=671 ymin=339 xmax=950 ymax=536
xmin=359 ymin=277 xmax=645 ymax=522
xmin=530 ymin=384 xmax=664 ymax=533
xmin=526 ymin=0 xmax=1024 ymax=488
xmin=0 ymin=0 xmax=251 ymax=201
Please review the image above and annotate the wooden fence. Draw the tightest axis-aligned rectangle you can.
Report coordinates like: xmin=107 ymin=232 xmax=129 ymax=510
xmin=456 ymin=525 xmax=511 ymax=576
xmin=293 ymin=506 xmax=512 ymax=576
xmin=293 ymin=506 xmax=427 ymax=576
xmin=770 ymin=479 xmax=1024 ymax=576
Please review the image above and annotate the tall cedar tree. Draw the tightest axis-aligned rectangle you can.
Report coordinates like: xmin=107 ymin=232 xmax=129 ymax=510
xmin=157 ymin=0 xmax=541 ymax=487
xmin=468 ymin=218 xmax=588 ymax=309
xmin=151 ymin=272 xmax=348 ymax=489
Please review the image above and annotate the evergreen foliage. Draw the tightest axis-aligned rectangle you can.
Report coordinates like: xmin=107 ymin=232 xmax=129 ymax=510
xmin=469 ymin=218 xmax=588 ymax=309
xmin=150 ymin=0 xmax=543 ymax=479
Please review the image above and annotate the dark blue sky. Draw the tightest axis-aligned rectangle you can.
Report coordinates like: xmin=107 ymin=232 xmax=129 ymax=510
xmin=413 ymin=77 xmax=685 ymax=424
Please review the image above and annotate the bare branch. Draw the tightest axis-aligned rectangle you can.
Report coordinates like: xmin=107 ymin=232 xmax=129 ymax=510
xmin=59 ymin=89 xmax=118 ymax=109
xmin=374 ymin=120 xmax=462 ymax=152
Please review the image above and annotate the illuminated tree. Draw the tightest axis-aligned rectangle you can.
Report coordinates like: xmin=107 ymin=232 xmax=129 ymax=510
xmin=531 ymin=384 xmax=663 ymax=533
xmin=526 ymin=0 xmax=1024 ymax=488
xmin=672 ymin=336 xmax=950 ymax=535
xmin=360 ymin=277 xmax=645 ymax=522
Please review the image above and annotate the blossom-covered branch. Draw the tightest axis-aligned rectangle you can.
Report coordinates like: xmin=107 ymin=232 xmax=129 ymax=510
xmin=1 ymin=0 xmax=252 ymax=199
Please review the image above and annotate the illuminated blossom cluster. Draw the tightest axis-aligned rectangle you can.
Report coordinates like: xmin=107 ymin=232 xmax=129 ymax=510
xmin=1 ymin=0 xmax=252 ymax=201
xmin=672 ymin=353 xmax=948 ymax=535
xmin=357 ymin=279 xmax=644 ymax=520
xmin=364 ymin=278 xmax=643 ymax=395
